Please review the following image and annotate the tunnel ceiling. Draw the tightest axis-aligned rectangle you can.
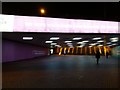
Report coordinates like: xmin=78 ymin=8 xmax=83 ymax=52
xmin=2 ymin=32 xmax=120 ymax=48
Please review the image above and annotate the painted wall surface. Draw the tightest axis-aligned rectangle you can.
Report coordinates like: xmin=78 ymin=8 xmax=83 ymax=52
xmin=111 ymin=46 xmax=120 ymax=59
xmin=2 ymin=40 xmax=49 ymax=62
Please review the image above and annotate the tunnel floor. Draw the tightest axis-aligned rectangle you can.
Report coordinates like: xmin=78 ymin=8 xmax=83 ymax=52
xmin=2 ymin=55 xmax=119 ymax=88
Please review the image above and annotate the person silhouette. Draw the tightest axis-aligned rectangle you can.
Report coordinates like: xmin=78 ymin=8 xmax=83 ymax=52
xmin=95 ymin=49 xmax=100 ymax=64
xmin=106 ymin=51 xmax=109 ymax=59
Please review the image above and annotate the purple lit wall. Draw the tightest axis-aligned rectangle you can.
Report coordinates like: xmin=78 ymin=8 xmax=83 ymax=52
xmin=0 ymin=14 xmax=118 ymax=33
xmin=2 ymin=40 xmax=49 ymax=62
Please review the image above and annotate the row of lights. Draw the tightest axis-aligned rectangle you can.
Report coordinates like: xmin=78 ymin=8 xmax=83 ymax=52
xmin=22 ymin=36 xmax=118 ymax=48
xmin=45 ymin=37 xmax=118 ymax=48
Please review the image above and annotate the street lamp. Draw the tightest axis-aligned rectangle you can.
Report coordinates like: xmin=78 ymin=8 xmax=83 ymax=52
xmin=40 ymin=8 xmax=45 ymax=16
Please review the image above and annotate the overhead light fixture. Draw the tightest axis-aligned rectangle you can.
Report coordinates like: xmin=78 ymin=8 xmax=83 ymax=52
xmin=82 ymin=40 xmax=89 ymax=43
xmin=89 ymin=46 xmax=92 ymax=47
xmin=68 ymin=45 xmax=73 ymax=47
xmin=97 ymin=40 xmax=104 ymax=42
xmin=108 ymin=45 xmax=112 ymax=47
xmin=45 ymin=41 xmax=53 ymax=43
xmin=23 ymin=37 xmax=33 ymax=40
xmin=55 ymin=45 xmax=61 ymax=47
xmin=73 ymin=37 xmax=82 ymax=40
xmin=65 ymin=41 xmax=72 ymax=43
xmin=89 ymin=43 xmax=96 ymax=46
xmin=78 ymin=45 xmax=84 ymax=48
xmin=50 ymin=37 xmax=60 ymax=40
xmin=92 ymin=37 xmax=101 ymax=40
xmin=112 ymin=43 xmax=117 ymax=45
xmin=98 ymin=45 xmax=103 ymax=46
xmin=110 ymin=37 xmax=118 ymax=40
xmin=107 ymin=42 xmax=111 ymax=44
xmin=51 ymin=43 xmax=57 ymax=45
xmin=77 ymin=42 xmax=83 ymax=44
xmin=67 ymin=43 xmax=72 ymax=45
xmin=111 ymin=39 xmax=118 ymax=42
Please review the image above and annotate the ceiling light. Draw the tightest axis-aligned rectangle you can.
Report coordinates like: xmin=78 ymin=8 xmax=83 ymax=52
xmin=82 ymin=40 xmax=89 ymax=43
xmin=78 ymin=46 xmax=84 ymax=48
xmin=107 ymin=42 xmax=111 ymax=44
xmin=55 ymin=45 xmax=61 ymax=47
xmin=98 ymin=45 xmax=103 ymax=46
xmin=50 ymin=37 xmax=60 ymax=40
xmin=112 ymin=43 xmax=117 ymax=45
xmin=108 ymin=45 xmax=112 ymax=47
xmin=45 ymin=41 xmax=53 ymax=43
xmin=110 ymin=37 xmax=118 ymax=40
xmin=97 ymin=40 xmax=104 ymax=42
xmin=73 ymin=37 xmax=82 ymax=40
xmin=89 ymin=46 xmax=92 ymax=47
xmin=23 ymin=37 xmax=33 ymax=40
xmin=92 ymin=37 xmax=101 ymax=40
xmin=77 ymin=42 xmax=84 ymax=44
xmin=67 ymin=43 xmax=72 ymax=45
xmin=111 ymin=39 xmax=118 ymax=42
xmin=90 ymin=43 xmax=96 ymax=46
xmin=65 ymin=41 xmax=72 ymax=43
xmin=51 ymin=43 xmax=57 ymax=45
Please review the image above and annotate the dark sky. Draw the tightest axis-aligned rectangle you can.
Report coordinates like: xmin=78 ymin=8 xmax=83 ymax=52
xmin=2 ymin=2 xmax=118 ymax=21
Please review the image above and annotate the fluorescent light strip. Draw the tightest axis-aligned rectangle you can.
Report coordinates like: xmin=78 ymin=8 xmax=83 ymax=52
xmin=110 ymin=37 xmax=118 ymax=40
xmin=97 ymin=40 xmax=104 ymax=42
xmin=51 ymin=43 xmax=57 ymax=45
xmin=92 ymin=37 xmax=101 ymax=40
xmin=78 ymin=46 xmax=84 ymax=48
xmin=90 ymin=43 xmax=96 ymax=46
xmin=108 ymin=45 xmax=112 ymax=46
xmin=82 ymin=40 xmax=89 ymax=43
xmin=50 ymin=37 xmax=59 ymax=40
xmin=77 ymin=42 xmax=83 ymax=44
xmin=65 ymin=41 xmax=72 ymax=43
xmin=55 ymin=45 xmax=61 ymax=47
xmin=112 ymin=44 xmax=117 ymax=45
xmin=67 ymin=43 xmax=72 ymax=45
xmin=111 ymin=40 xmax=118 ymax=42
xmin=107 ymin=42 xmax=111 ymax=44
xmin=89 ymin=46 xmax=92 ymax=47
xmin=45 ymin=41 xmax=53 ymax=43
xmin=73 ymin=37 xmax=82 ymax=40
xmin=23 ymin=37 xmax=33 ymax=40
xmin=98 ymin=45 xmax=103 ymax=46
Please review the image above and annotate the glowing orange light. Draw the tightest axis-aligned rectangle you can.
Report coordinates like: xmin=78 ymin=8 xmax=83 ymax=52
xmin=59 ymin=48 xmax=62 ymax=55
xmin=68 ymin=48 xmax=70 ymax=53
xmin=98 ymin=46 xmax=102 ymax=54
xmin=40 ymin=8 xmax=45 ymax=14
xmin=72 ymin=48 xmax=74 ymax=54
xmin=104 ymin=46 xmax=107 ymax=56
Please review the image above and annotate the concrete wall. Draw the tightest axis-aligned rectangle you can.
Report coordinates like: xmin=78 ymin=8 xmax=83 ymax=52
xmin=111 ymin=46 xmax=120 ymax=59
xmin=2 ymin=40 xmax=49 ymax=62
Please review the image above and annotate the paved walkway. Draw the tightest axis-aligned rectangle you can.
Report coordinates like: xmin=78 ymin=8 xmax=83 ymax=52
xmin=3 ymin=55 xmax=119 ymax=88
